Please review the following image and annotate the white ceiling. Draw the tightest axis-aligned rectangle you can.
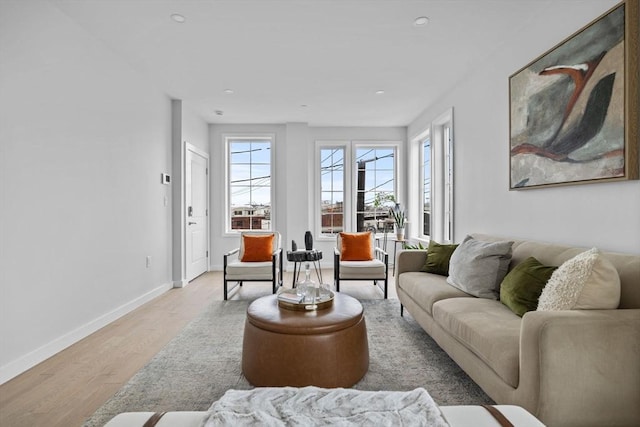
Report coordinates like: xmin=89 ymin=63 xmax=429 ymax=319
xmin=49 ymin=0 xmax=561 ymax=127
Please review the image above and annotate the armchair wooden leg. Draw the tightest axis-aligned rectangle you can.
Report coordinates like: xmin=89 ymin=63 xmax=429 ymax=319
xmin=400 ymin=304 xmax=404 ymax=316
xmin=384 ymin=277 xmax=388 ymax=299
xmin=224 ymin=256 xmax=228 ymax=300
xmin=279 ymin=251 xmax=283 ymax=286
xmin=333 ymin=252 xmax=340 ymax=292
xmin=272 ymin=254 xmax=277 ymax=294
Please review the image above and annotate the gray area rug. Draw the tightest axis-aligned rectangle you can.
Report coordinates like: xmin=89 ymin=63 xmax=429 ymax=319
xmin=84 ymin=299 xmax=492 ymax=426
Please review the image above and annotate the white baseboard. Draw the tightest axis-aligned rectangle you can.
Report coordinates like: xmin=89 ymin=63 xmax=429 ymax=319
xmin=0 ymin=282 xmax=173 ymax=385
xmin=173 ymin=279 xmax=188 ymax=288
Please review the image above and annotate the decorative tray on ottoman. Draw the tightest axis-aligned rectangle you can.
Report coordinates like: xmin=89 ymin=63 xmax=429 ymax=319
xmin=277 ymin=290 xmax=334 ymax=311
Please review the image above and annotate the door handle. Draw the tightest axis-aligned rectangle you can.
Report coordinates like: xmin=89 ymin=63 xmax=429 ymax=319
xmin=188 ymin=221 xmax=197 ymax=225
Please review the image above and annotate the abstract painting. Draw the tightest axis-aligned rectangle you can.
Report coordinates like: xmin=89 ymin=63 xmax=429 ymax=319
xmin=509 ymin=0 xmax=638 ymax=189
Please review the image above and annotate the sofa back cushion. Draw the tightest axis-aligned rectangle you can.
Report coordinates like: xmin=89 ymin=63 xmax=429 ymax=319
xmin=473 ymin=234 xmax=640 ymax=309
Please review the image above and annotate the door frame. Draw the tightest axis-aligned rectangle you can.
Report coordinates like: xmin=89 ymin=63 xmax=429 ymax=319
xmin=174 ymin=142 xmax=210 ymax=287
xmin=185 ymin=143 xmax=210 ymax=282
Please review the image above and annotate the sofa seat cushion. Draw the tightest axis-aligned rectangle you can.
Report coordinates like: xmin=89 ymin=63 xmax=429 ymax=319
xmin=433 ymin=298 xmax=521 ymax=388
xmin=397 ymin=272 xmax=470 ymax=315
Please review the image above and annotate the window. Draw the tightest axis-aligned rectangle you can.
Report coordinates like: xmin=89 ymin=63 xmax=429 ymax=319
xmin=226 ymin=136 xmax=273 ymax=232
xmin=355 ymin=147 xmax=396 ymax=232
xmin=415 ymin=109 xmax=454 ymax=243
xmin=320 ymin=147 xmax=345 ymax=235
xmin=422 ymin=135 xmax=431 ymax=237
xmin=316 ymin=141 xmax=400 ymax=237
xmin=442 ymin=124 xmax=453 ymax=242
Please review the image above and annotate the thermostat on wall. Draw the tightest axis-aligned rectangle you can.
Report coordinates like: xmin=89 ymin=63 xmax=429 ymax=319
xmin=161 ymin=173 xmax=171 ymax=184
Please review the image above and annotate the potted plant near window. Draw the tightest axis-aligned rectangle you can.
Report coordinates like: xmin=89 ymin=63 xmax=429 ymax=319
xmin=390 ymin=203 xmax=406 ymax=240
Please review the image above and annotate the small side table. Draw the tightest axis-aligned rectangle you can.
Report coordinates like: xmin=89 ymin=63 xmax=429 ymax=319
xmin=286 ymin=250 xmax=323 ymax=286
xmin=392 ymin=239 xmax=406 ymax=276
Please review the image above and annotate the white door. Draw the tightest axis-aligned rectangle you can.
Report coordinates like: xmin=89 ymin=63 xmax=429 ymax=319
xmin=186 ymin=145 xmax=209 ymax=281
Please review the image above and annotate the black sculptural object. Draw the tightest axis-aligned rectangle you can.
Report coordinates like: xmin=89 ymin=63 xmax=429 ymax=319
xmin=304 ymin=231 xmax=313 ymax=250
xmin=292 ymin=240 xmax=297 ymax=251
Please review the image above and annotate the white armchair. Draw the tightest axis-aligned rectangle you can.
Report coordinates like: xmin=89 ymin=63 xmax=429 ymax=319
xmin=333 ymin=231 xmax=389 ymax=299
xmin=223 ymin=231 xmax=283 ymax=300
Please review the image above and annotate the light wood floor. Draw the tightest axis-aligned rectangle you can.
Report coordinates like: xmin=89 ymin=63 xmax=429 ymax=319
xmin=0 ymin=270 xmax=396 ymax=427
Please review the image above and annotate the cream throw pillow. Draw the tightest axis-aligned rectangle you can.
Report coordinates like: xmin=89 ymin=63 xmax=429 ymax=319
xmin=537 ymin=248 xmax=620 ymax=311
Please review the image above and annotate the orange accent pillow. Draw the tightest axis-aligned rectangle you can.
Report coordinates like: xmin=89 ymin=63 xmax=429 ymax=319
xmin=241 ymin=234 xmax=274 ymax=262
xmin=340 ymin=232 xmax=373 ymax=261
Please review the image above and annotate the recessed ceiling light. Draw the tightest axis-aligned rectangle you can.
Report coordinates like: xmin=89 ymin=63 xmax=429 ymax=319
xmin=414 ymin=16 xmax=429 ymax=27
xmin=171 ymin=14 xmax=186 ymax=23
xmin=223 ymin=89 xmax=234 ymax=94
xmin=375 ymin=90 xmax=385 ymax=95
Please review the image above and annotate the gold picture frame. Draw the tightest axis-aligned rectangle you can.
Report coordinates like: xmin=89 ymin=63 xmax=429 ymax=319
xmin=509 ymin=0 xmax=638 ymax=189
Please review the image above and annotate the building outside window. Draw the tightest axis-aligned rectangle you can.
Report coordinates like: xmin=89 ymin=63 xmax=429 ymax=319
xmin=226 ymin=136 xmax=273 ymax=232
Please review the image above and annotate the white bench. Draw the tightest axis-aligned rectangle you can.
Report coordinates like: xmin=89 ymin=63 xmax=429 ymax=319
xmin=105 ymin=405 xmax=545 ymax=427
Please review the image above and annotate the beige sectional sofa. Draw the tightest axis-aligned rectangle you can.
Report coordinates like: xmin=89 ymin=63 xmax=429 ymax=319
xmin=396 ymin=234 xmax=640 ymax=427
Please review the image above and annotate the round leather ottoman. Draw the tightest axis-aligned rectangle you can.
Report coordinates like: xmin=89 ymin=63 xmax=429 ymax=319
xmin=242 ymin=293 xmax=369 ymax=388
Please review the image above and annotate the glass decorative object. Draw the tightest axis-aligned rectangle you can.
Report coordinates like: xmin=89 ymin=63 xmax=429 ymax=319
xmin=297 ymin=262 xmax=317 ymax=304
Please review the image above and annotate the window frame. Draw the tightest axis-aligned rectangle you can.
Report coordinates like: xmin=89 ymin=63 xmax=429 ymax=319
xmin=314 ymin=140 xmax=402 ymax=240
xmin=224 ymin=133 xmax=275 ymax=235
xmin=315 ymin=141 xmax=351 ymax=239
xmin=417 ymin=129 xmax=432 ymax=240
xmin=411 ymin=108 xmax=454 ymax=244
xmin=352 ymin=141 xmax=402 ymax=233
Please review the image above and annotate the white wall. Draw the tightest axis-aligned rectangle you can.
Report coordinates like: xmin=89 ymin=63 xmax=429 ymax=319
xmin=0 ymin=1 xmax=174 ymax=383
xmin=209 ymin=124 xmax=406 ymax=271
xmin=182 ymin=108 xmax=210 ymax=154
xmin=171 ymin=101 xmax=209 ymax=286
xmin=408 ymin=0 xmax=639 ymax=254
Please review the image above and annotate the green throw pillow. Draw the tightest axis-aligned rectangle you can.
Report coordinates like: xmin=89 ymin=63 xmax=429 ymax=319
xmin=500 ymin=257 xmax=557 ymax=317
xmin=421 ymin=240 xmax=459 ymax=276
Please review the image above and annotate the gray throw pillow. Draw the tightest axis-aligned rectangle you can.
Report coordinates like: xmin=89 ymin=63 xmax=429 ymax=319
xmin=447 ymin=235 xmax=514 ymax=299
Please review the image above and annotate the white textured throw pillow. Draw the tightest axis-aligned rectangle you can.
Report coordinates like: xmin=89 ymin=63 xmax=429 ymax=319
xmin=537 ymin=248 xmax=620 ymax=311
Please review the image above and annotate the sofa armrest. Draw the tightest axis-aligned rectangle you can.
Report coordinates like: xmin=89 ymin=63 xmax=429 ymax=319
xmin=519 ymin=309 xmax=640 ymax=426
xmin=396 ymin=250 xmax=428 ymax=276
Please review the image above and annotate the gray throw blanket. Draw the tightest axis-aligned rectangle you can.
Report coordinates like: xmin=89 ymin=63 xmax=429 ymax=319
xmin=202 ymin=386 xmax=450 ymax=426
